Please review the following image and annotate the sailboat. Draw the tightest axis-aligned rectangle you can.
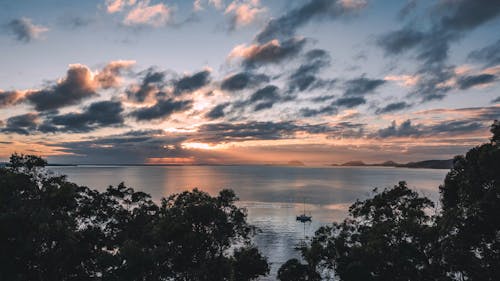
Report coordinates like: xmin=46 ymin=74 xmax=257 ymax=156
xmin=296 ymin=199 xmax=312 ymax=222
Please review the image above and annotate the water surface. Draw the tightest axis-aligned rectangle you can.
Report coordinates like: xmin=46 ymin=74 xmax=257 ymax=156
xmin=50 ymin=165 xmax=448 ymax=278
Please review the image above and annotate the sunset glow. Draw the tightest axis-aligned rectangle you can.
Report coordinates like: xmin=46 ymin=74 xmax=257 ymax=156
xmin=0 ymin=0 xmax=499 ymax=165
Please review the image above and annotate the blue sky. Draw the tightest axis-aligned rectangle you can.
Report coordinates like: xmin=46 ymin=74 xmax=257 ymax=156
xmin=0 ymin=0 xmax=499 ymax=164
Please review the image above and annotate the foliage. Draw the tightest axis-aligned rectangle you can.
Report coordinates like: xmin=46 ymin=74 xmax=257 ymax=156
xmin=0 ymin=156 xmax=268 ymax=281
xmin=438 ymin=120 xmax=500 ymax=280
xmin=279 ymin=121 xmax=500 ymax=281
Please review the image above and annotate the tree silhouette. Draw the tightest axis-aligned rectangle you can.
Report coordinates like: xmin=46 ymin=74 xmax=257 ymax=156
xmin=438 ymin=120 xmax=500 ymax=280
xmin=278 ymin=182 xmax=444 ymax=281
xmin=278 ymin=121 xmax=500 ymax=280
xmin=0 ymin=155 xmax=269 ymax=281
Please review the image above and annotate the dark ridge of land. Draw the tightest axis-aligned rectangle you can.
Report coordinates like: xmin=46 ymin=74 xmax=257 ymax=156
xmin=332 ymin=159 xmax=454 ymax=169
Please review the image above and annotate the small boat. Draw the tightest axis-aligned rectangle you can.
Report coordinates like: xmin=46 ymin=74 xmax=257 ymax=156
xmin=296 ymin=199 xmax=312 ymax=222
xmin=296 ymin=214 xmax=312 ymax=222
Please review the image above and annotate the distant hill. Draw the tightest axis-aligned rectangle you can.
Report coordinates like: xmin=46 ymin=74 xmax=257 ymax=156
xmin=341 ymin=161 xmax=366 ymax=166
xmin=399 ymin=159 xmax=453 ymax=169
xmin=333 ymin=159 xmax=453 ymax=169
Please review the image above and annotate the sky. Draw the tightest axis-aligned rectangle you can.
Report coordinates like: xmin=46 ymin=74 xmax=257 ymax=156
xmin=0 ymin=0 xmax=499 ymax=165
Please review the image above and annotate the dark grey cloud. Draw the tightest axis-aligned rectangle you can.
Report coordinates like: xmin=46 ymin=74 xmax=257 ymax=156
xmin=412 ymin=65 xmax=455 ymax=101
xmin=468 ymin=39 xmax=500 ymax=66
xmin=375 ymin=101 xmax=411 ymax=114
xmin=375 ymin=120 xmax=420 ymax=138
xmin=344 ymin=77 xmax=386 ymax=96
xmin=377 ymin=26 xmax=425 ymax=55
xmin=5 ymin=17 xmax=48 ymax=42
xmin=438 ymin=0 xmax=500 ymax=32
xmin=334 ymin=96 xmax=366 ymax=108
xmin=492 ymin=97 xmax=500 ymax=104
xmin=131 ymin=98 xmax=193 ymax=121
xmin=25 ymin=65 xmax=97 ymax=111
xmin=48 ymin=100 xmax=124 ymax=133
xmin=193 ymin=121 xmax=331 ymax=144
xmin=379 ymin=0 xmax=500 ymax=64
xmin=205 ymin=102 xmax=230 ymax=120
xmin=373 ymin=119 xmax=485 ymax=138
xmin=0 ymin=90 xmax=23 ymax=108
xmin=173 ymin=70 xmax=211 ymax=95
xmin=1 ymin=113 xmax=38 ymax=135
xmin=255 ymin=0 xmax=367 ymax=43
xmin=234 ymin=85 xmax=283 ymax=112
xmin=457 ymin=74 xmax=496 ymax=90
xmin=220 ymin=72 xmax=270 ymax=91
xmin=126 ymin=70 xmax=165 ymax=103
xmin=49 ymin=130 xmax=189 ymax=165
xmin=377 ymin=0 xmax=500 ymax=102
xmin=288 ymin=49 xmax=334 ymax=92
xmin=300 ymin=104 xmax=337 ymax=117
xmin=241 ymin=37 xmax=307 ymax=68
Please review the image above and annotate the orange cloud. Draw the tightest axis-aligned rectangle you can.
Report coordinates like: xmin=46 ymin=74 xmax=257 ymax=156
xmin=225 ymin=0 xmax=266 ymax=28
xmin=123 ymin=0 xmax=171 ymax=27
xmin=147 ymin=157 xmax=196 ymax=165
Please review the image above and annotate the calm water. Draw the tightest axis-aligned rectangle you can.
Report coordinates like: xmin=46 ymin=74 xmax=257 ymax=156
xmin=49 ymin=165 xmax=448 ymax=279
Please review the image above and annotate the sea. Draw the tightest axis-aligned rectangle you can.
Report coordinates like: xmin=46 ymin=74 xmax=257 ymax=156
xmin=49 ymin=165 xmax=448 ymax=279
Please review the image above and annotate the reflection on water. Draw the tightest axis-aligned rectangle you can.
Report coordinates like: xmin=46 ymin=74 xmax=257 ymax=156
xmin=50 ymin=165 xmax=448 ymax=279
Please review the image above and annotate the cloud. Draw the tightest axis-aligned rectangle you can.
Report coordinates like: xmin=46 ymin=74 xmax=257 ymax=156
xmin=105 ymin=0 xmax=135 ymax=13
xmin=225 ymin=0 xmax=266 ymax=30
xmin=0 ymin=90 xmax=24 ymax=108
xmin=334 ymin=96 xmax=366 ymax=108
xmin=300 ymin=104 xmax=337 ymax=117
xmin=126 ymin=69 xmax=165 ymax=103
xmin=1 ymin=113 xmax=39 ymax=135
xmin=173 ymin=70 xmax=211 ymax=95
xmin=288 ymin=49 xmax=334 ymax=92
xmin=343 ymin=77 xmax=386 ymax=96
xmin=228 ymin=37 xmax=307 ymax=68
xmin=18 ymin=62 xmax=132 ymax=112
xmin=193 ymin=0 xmax=223 ymax=11
xmin=49 ymin=129 xmax=190 ymax=164
xmin=492 ymin=97 xmax=500 ymax=104
xmin=468 ymin=39 xmax=500 ymax=67
xmin=456 ymin=73 xmax=496 ymax=90
xmin=205 ymin=102 xmax=230 ymax=120
xmin=192 ymin=121 xmax=330 ymax=143
xmin=95 ymin=60 xmax=135 ymax=89
xmin=47 ymin=100 xmax=125 ymax=133
xmin=122 ymin=0 xmax=171 ymax=27
xmin=233 ymin=85 xmax=284 ymax=112
xmin=377 ymin=26 xmax=425 ymax=56
xmin=373 ymin=119 xmax=485 ymax=138
xmin=25 ymin=64 xmax=97 ymax=111
xmin=376 ymin=0 xmax=500 ymax=102
xmin=131 ymin=98 xmax=193 ymax=121
xmin=220 ymin=72 xmax=270 ymax=91
xmin=6 ymin=17 xmax=49 ymax=42
xmin=255 ymin=0 xmax=367 ymax=43
xmin=375 ymin=101 xmax=411 ymax=114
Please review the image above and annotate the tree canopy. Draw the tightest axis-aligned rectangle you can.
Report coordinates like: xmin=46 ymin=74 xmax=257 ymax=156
xmin=279 ymin=121 xmax=500 ymax=281
xmin=0 ymin=154 xmax=269 ymax=281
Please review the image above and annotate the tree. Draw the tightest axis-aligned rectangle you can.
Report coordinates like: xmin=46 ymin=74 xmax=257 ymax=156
xmin=277 ymin=259 xmax=316 ymax=281
xmin=278 ymin=121 xmax=500 ymax=281
xmin=0 ymin=154 xmax=269 ymax=281
xmin=280 ymin=182 xmax=446 ymax=281
xmin=438 ymin=120 xmax=500 ymax=280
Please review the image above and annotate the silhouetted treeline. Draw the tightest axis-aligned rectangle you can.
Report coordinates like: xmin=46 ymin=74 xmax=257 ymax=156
xmin=278 ymin=121 xmax=500 ymax=281
xmin=0 ymin=154 xmax=269 ymax=281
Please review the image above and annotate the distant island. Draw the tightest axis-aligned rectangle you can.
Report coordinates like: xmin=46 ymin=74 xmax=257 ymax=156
xmin=332 ymin=159 xmax=454 ymax=169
